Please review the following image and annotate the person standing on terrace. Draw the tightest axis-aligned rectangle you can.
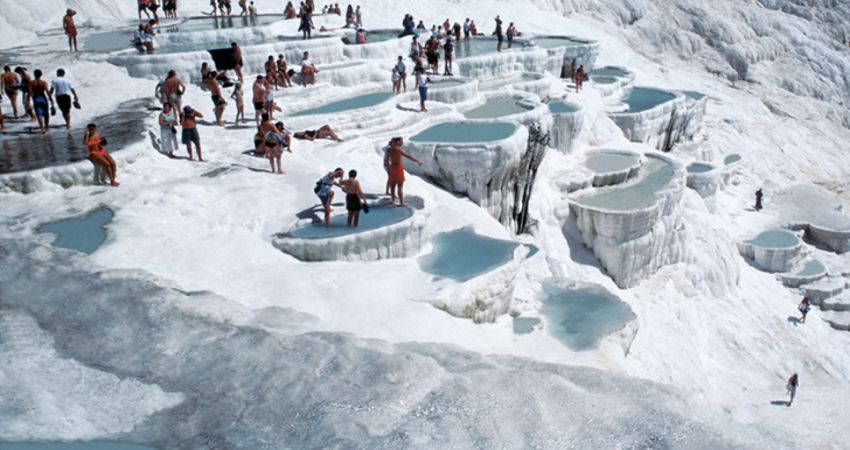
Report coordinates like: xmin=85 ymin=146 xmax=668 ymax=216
xmin=506 ymin=22 xmax=517 ymax=48
xmin=231 ymin=42 xmax=244 ymax=84
xmin=164 ymin=70 xmax=186 ymax=120
xmin=63 ymin=9 xmax=79 ymax=52
xmin=139 ymin=0 xmax=152 ymax=20
xmin=385 ymin=137 xmax=421 ymax=207
xmin=493 ymin=15 xmax=504 ymax=52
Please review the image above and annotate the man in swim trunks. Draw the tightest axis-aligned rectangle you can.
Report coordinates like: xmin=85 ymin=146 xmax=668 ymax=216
xmin=139 ymin=0 xmax=151 ymax=21
xmin=493 ymin=15 xmax=504 ymax=52
xmin=63 ymin=9 xmax=79 ymax=52
xmin=276 ymin=54 xmax=292 ymax=88
xmin=293 ymin=124 xmax=342 ymax=141
xmin=30 ymin=69 xmax=51 ymax=133
xmin=1 ymin=66 xmax=20 ymax=118
xmin=301 ymin=51 xmax=316 ymax=86
xmin=205 ymin=71 xmax=227 ymax=126
xmin=425 ymin=35 xmax=440 ymax=74
xmin=340 ymin=169 xmax=367 ymax=227
xmin=252 ymin=75 xmax=269 ymax=125
xmin=49 ymin=69 xmax=79 ymax=130
xmin=181 ymin=106 xmax=204 ymax=161
xmin=164 ymin=70 xmax=186 ymax=119
xmin=385 ymin=136 xmax=421 ymax=206
xmin=14 ymin=67 xmax=35 ymax=122
xmin=261 ymin=117 xmax=290 ymax=174
xmin=315 ymin=168 xmax=344 ymax=227
xmin=231 ymin=42 xmax=244 ymax=83
xmin=444 ymin=36 xmax=454 ymax=75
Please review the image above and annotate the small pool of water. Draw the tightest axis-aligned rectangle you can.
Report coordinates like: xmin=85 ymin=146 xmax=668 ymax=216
xmin=683 ymin=90 xmax=706 ymax=100
xmin=592 ymin=76 xmax=618 ymax=84
xmin=463 ymin=98 xmax=530 ymax=119
xmin=37 ymin=208 xmax=114 ymax=254
xmin=410 ymin=122 xmax=516 ymax=143
xmin=745 ymin=229 xmax=799 ymax=249
xmin=622 ymin=88 xmax=676 ymax=113
xmin=342 ymin=29 xmax=402 ymax=45
xmin=418 ymin=228 xmax=518 ymax=281
xmin=724 ymin=154 xmax=741 ymax=165
xmin=574 ymin=158 xmax=674 ymax=210
xmin=585 ymin=153 xmax=640 ymax=174
xmin=292 ymin=92 xmax=393 ymax=116
xmin=533 ymin=37 xmax=585 ymax=49
xmin=796 ymin=260 xmax=826 ymax=276
xmin=542 ymin=283 xmax=636 ymax=351
xmin=430 ymin=79 xmax=467 ymax=89
xmin=513 ymin=317 xmax=540 ymax=335
xmin=686 ymin=162 xmax=714 ymax=174
xmin=0 ymin=443 xmax=155 ymax=450
xmin=547 ymin=101 xmax=578 ymax=114
xmin=0 ymin=99 xmax=150 ymax=174
xmin=591 ymin=67 xmax=630 ymax=78
xmin=163 ymin=14 xmax=284 ymax=33
xmin=288 ymin=204 xmax=412 ymax=239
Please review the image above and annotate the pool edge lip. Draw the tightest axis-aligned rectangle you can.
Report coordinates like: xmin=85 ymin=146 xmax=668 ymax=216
xmin=607 ymin=86 xmax=684 ymax=117
xmin=583 ymin=148 xmax=642 ymax=177
xmin=277 ymin=203 xmax=417 ymax=241
xmin=36 ymin=206 xmax=116 ymax=255
xmin=460 ymin=90 xmax=546 ymax=123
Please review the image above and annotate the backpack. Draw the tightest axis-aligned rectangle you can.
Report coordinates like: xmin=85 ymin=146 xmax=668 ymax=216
xmin=313 ymin=179 xmax=323 ymax=194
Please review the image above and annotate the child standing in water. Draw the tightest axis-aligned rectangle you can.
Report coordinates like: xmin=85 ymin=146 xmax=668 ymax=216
xmin=231 ymin=83 xmax=245 ymax=124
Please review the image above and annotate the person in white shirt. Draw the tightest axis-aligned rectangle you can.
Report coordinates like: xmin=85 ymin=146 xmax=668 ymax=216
xmin=300 ymin=51 xmax=316 ymax=86
xmin=394 ymin=56 xmax=406 ymax=92
xmin=49 ymin=68 xmax=79 ymax=129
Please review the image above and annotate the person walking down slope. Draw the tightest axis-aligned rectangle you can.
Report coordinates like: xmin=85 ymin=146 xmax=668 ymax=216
xmin=493 ymin=15 xmax=504 ymax=52
xmin=798 ymin=297 xmax=811 ymax=324
xmin=786 ymin=373 xmax=798 ymax=407
xmin=755 ymin=188 xmax=764 ymax=211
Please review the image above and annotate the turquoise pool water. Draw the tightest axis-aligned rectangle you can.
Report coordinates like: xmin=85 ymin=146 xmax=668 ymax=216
xmin=453 ymin=38 xmax=523 ymax=58
xmin=36 ymin=208 xmax=114 ymax=255
xmin=745 ymin=230 xmax=799 ymax=249
xmin=687 ymin=163 xmax=714 ymax=174
xmin=797 ymin=260 xmax=826 ymax=276
xmin=342 ymin=30 xmax=402 ymax=44
xmin=164 ymin=14 xmax=285 ymax=33
xmin=410 ymin=122 xmax=516 ymax=143
xmin=591 ymin=67 xmax=630 ymax=78
xmin=622 ymin=88 xmax=676 ymax=113
xmin=683 ymin=90 xmax=706 ymax=100
xmin=513 ymin=317 xmax=540 ymax=335
xmin=292 ymin=92 xmax=393 ymax=116
xmin=288 ymin=204 xmax=412 ymax=239
xmin=463 ymin=98 xmax=530 ymax=119
xmin=542 ymin=284 xmax=636 ymax=351
xmin=430 ymin=79 xmax=466 ymax=89
xmin=585 ymin=153 xmax=640 ymax=174
xmin=574 ymin=158 xmax=674 ymax=210
xmin=724 ymin=154 xmax=741 ymax=165
xmin=418 ymin=228 xmax=518 ymax=281
xmin=0 ymin=443 xmax=155 ymax=450
xmin=547 ymin=101 xmax=578 ymax=114
xmin=533 ymin=37 xmax=584 ymax=49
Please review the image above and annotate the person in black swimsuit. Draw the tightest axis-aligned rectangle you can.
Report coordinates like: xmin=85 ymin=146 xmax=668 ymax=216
xmin=340 ymin=169 xmax=367 ymax=227
xmin=293 ymin=124 xmax=342 ymax=141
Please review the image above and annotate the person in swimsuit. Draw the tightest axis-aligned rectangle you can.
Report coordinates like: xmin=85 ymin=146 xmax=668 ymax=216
xmin=276 ymin=54 xmax=292 ymax=88
xmin=293 ymin=125 xmax=342 ymax=141
xmin=261 ymin=117 xmax=291 ymax=174
xmin=786 ymin=373 xmax=798 ymax=407
xmin=158 ymin=102 xmax=178 ymax=158
xmin=14 ymin=67 xmax=35 ymax=122
xmin=575 ymin=64 xmax=585 ymax=92
xmin=409 ymin=37 xmax=420 ymax=61
xmin=385 ymin=136 xmax=421 ymax=206
xmin=49 ymin=69 xmax=79 ymax=130
xmin=340 ymin=170 xmax=367 ymax=227
xmin=238 ymin=0 xmax=248 ymax=16
xmin=394 ymin=56 xmax=406 ymax=93
xmin=264 ymin=55 xmax=278 ymax=89
xmin=84 ymin=123 xmax=120 ymax=186
xmin=444 ymin=36 xmax=454 ymax=75
xmin=205 ymin=71 xmax=227 ymax=126
xmin=63 ymin=9 xmax=78 ymax=52
xmin=1 ymin=66 xmax=20 ymax=119
xmin=284 ymin=2 xmax=296 ymax=19
xmin=230 ymin=82 xmax=245 ymax=124
xmin=494 ymin=15 xmax=504 ymax=52
xmin=138 ymin=0 xmax=151 ymax=20
xmin=506 ymin=23 xmax=517 ymax=48
xmin=300 ymin=51 xmax=316 ymax=86
xmin=415 ymin=67 xmax=429 ymax=112
xmin=181 ymin=106 xmax=204 ymax=161
xmin=163 ymin=70 xmax=186 ymax=120
xmin=315 ymin=168 xmax=344 ymax=227
xmin=252 ymin=75 xmax=270 ymax=125
xmin=209 ymin=0 xmax=217 ymax=16
xmin=463 ymin=18 xmax=471 ymax=42
xmin=298 ymin=6 xmax=313 ymax=39
xmin=30 ymin=69 xmax=51 ymax=133
xmin=231 ymin=42 xmax=244 ymax=84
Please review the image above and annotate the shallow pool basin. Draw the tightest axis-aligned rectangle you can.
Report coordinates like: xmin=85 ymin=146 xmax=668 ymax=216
xmin=410 ymin=122 xmax=517 ymax=143
xmin=292 ymin=92 xmax=393 ymax=117
xmin=585 ymin=153 xmax=641 ymax=175
xmin=542 ymin=283 xmax=636 ymax=351
xmin=418 ymin=228 xmax=518 ymax=281
xmin=37 ymin=208 xmax=114 ymax=254
xmin=547 ymin=101 xmax=579 ymax=114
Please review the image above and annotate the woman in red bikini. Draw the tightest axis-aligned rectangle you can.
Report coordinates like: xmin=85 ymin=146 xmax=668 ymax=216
xmin=83 ymin=123 xmax=120 ymax=187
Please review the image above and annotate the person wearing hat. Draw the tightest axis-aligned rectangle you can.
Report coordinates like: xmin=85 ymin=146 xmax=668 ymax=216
xmin=180 ymin=106 xmax=204 ymax=161
xmin=63 ymin=9 xmax=78 ymax=52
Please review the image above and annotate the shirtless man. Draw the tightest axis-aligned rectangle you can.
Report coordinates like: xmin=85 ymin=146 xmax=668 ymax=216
xmin=252 ymin=75 xmax=269 ymax=126
xmin=231 ymin=42 xmax=244 ymax=83
xmin=163 ymin=70 xmax=186 ymax=119
xmin=30 ymin=69 xmax=51 ymax=133
xmin=63 ymin=9 xmax=79 ymax=52
xmin=1 ymin=66 xmax=19 ymax=118
xmin=293 ymin=125 xmax=341 ymax=142
xmin=260 ymin=116 xmax=290 ymax=174
xmin=264 ymin=55 xmax=278 ymax=89
xmin=205 ymin=71 xmax=227 ymax=126
xmin=181 ymin=106 xmax=204 ymax=161
xmin=209 ymin=0 xmax=217 ymax=16
xmin=139 ymin=0 xmax=151 ymax=21
xmin=384 ymin=137 xmax=421 ymax=206
xmin=238 ymin=0 xmax=248 ymax=16
xmin=340 ymin=170 xmax=367 ymax=227
xmin=14 ymin=67 xmax=35 ymax=122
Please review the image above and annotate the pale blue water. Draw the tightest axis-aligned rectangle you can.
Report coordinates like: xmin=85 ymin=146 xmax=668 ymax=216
xmin=683 ymin=90 xmax=706 ymax=100
xmin=533 ymin=37 xmax=584 ymax=49
xmin=591 ymin=67 xmax=630 ymax=78
xmin=36 ymin=208 xmax=114 ymax=255
xmin=724 ymin=154 xmax=741 ymax=165
xmin=410 ymin=122 xmax=516 ymax=143
xmin=85 ymin=30 xmax=137 ymax=52
xmin=288 ymin=204 xmax=412 ymax=239
xmin=453 ymin=38 xmax=525 ymax=58
xmin=164 ymin=15 xmax=284 ymax=33
xmin=292 ymin=92 xmax=393 ymax=116
xmin=687 ymin=163 xmax=714 ymax=174
xmin=548 ymin=101 xmax=578 ymax=114
xmin=418 ymin=229 xmax=518 ymax=281
xmin=513 ymin=317 xmax=540 ymax=335
xmin=622 ymin=88 xmax=676 ymax=113
xmin=797 ymin=260 xmax=826 ymax=276
xmin=342 ymin=30 xmax=402 ymax=45
xmin=585 ymin=153 xmax=640 ymax=174
xmin=542 ymin=284 xmax=636 ymax=351
xmin=575 ymin=158 xmax=674 ymax=210
xmin=0 ymin=443 xmax=155 ymax=450
xmin=745 ymin=230 xmax=799 ymax=249
xmin=430 ymin=79 xmax=467 ymax=89
xmin=593 ymin=76 xmax=618 ymax=85
xmin=463 ymin=98 xmax=530 ymax=119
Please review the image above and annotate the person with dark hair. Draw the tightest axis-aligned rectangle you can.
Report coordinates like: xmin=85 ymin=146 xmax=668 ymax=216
xmin=204 ymin=71 xmax=227 ymax=126
xmin=786 ymin=373 xmax=798 ymax=406
xmin=415 ymin=66 xmax=429 ymax=112
xmin=181 ymin=106 xmax=204 ymax=161
xmin=84 ymin=123 xmax=119 ymax=187
xmin=231 ymin=42 xmax=244 ymax=83
xmin=252 ymin=75 xmax=269 ymax=125
xmin=276 ymin=54 xmax=292 ymax=88
xmin=444 ymin=36 xmax=454 ymax=76
xmin=575 ymin=65 xmax=585 ymax=92
xmin=493 ymin=15 xmax=504 ymax=52
xmin=1 ymin=66 xmax=19 ymax=119
xmin=798 ymin=297 xmax=811 ymax=324
xmin=340 ymin=170 xmax=367 ymax=227
xmin=49 ymin=69 xmax=79 ymax=129
xmin=164 ymin=70 xmax=185 ymax=120
xmin=30 ymin=69 xmax=51 ymax=133
xmin=300 ymin=51 xmax=316 ymax=86
xmin=138 ymin=0 xmax=151 ymax=20
xmin=158 ymin=102 xmax=178 ymax=157
xmin=63 ymin=9 xmax=79 ymax=52
xmin=506 ymin=22 xmax=517 ymax=48
xmin=755 ymin=188 xmax=764 ymax=211
xmin=14 ymin=67 xmax=35 ymax=122
xmin=315 ymin=168 xmax=345 ymax=226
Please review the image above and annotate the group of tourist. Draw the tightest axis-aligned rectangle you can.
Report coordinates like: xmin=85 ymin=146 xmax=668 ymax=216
xmin=209 ymin=0 xmax=257 ymax=17
xmin=0 ymin=65 xmax=80 ymax=134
